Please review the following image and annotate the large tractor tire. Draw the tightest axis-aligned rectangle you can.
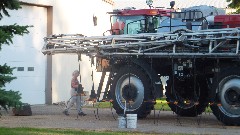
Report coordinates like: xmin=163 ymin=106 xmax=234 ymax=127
xmin=210 ymin=67 xmax=240 ymax=126
xmin=166 ymin=76 xmax=209 ymax=117
xmin=111 ymin=64 xmax=155 ymax=118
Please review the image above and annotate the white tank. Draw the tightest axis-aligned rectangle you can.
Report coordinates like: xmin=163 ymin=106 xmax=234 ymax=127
xmin=181 ymin=5 xmax=225 ymax=18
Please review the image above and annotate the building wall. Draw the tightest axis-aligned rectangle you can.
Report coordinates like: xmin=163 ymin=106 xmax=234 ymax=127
xmin=51 ymin=0 xmax=113 ymax=103
xmin=114 ymin=0 xmax=231 ymax=9
xmin=0 ymin=4 xmax=48 ymax=104
xmin=1 ymin=0 xmax=113 ymax=104
xmin=114 ymin=0 xmax=235 ymax=14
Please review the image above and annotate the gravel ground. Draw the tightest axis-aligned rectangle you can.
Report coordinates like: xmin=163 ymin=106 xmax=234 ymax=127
xmin=1 ymin=104 xmax=240 ymax=135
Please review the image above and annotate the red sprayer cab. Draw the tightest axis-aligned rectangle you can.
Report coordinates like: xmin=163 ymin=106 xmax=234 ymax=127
xmin=109 ymin=8 xmax=173 ymax=35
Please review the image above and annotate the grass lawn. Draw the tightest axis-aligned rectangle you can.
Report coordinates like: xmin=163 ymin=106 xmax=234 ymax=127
xmin=0 ymin=127 xmax=191 ymax=135
xmin=89 ymin=98 xmax=212 ymax=113
xmin=85 ymin=99 xmax=171 ymax=111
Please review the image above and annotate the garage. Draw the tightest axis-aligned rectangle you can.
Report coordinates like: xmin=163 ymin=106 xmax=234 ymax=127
xmin=0 ymin=5 xmax=47 ymax=104
xmin=0 ymin=0 xmax=114 ymax=105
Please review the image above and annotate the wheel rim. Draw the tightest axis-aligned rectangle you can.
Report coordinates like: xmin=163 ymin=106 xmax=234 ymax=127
xmin=219 ymin=75 xmax=240 ymax=117
xmin=115 ymin=73 xmax=144 ymax=111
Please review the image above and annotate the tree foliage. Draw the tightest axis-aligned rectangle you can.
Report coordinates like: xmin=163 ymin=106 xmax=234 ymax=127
xmin=0 ymin=0 xmax=21 ymax=20
xmin=227 ymin=0 xmax=240 ymax=13
xmin=0 ymin=24 xmax=30 ymax=49
xmin=0 ymin=64 xmax=16 ymax=88
xmin=0 ymin=0 xmax=30 ymax=115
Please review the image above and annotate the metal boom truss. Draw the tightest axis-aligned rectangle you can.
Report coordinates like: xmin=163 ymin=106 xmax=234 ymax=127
xmin=42 ymin=28 xmax=240 ymax=58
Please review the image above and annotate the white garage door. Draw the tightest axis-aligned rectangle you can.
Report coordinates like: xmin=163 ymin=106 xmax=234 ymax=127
xmin=0 ymin=5 xmax=47 ymax=104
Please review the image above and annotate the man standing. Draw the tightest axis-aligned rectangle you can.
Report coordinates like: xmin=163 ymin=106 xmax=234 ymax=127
xmin=63 ymin=70 xmax=86 ymax=116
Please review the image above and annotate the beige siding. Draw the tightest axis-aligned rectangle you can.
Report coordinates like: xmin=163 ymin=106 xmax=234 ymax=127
xmin=51 ymin=0 xmax=113 ymax=103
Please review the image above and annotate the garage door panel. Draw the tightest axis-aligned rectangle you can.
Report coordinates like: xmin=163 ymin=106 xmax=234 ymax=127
xmin=0 ymin=5 xmax=47 ymax=104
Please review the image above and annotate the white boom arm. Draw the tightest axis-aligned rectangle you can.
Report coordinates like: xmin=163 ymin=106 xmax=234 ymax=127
xmin=42 ymin=28 xmax=240 ymax=58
